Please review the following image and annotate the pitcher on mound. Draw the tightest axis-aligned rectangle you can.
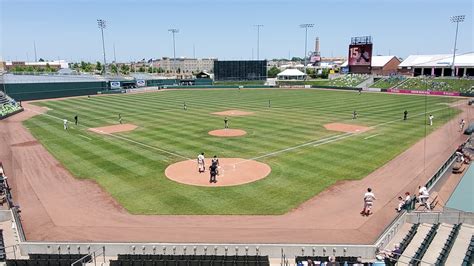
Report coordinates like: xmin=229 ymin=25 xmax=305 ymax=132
xmin=197 ymin=152 xmax=205 ymax=173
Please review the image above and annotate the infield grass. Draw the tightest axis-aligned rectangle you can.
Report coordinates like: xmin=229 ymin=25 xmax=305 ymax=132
xmin=24 ymin=89 xmax=460 ymax=214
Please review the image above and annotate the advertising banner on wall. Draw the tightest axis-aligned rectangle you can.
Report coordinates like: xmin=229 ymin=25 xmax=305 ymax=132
xmin=136 ymin=80 xmax=146 ymax=87
xmin=348 ymin=44 xmax=373 ymax=66
xmin=110 ymin=81 xmax=121 ymax=88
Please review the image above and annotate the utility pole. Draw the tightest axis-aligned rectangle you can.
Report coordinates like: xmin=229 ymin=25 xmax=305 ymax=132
xmin=253 ymin=24 xmax=263 ymax=60
xmin=450 ymin=15 xmax=465 ymax=77
xmin=97 ymin=19 xmax=107 ymax=75
xmin=33 ymin=41 xmax=37 ymax=62
xmin=299 ymin=23 xmax=314 ymax=78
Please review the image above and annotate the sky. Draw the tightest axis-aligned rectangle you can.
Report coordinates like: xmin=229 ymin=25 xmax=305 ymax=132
xmin=1 ymin=0 xmax=473 ymax=63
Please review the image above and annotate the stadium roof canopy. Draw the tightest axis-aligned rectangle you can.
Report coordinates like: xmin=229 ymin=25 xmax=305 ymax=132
xmin=277 ymin=68 xmax=306 ymax=77
xmin=398 ymin=53 xmax=474 ymax=68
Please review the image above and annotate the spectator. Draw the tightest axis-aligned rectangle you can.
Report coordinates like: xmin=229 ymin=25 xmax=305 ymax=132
xmin=378 ymin=243 xmax=401 ymax=265
xmin=396 ymin=196 xmax=405 ymax=212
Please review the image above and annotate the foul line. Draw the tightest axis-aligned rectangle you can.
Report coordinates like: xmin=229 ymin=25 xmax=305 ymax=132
xmin=79 ymin=135 xmax=92 ymax=140
xmin=364 ymin=134 xmax=381 ymax=140
xmin=24 ymin=107 xmax=191 ymax=160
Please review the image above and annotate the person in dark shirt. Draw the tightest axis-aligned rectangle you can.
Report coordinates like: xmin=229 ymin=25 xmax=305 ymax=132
xmin=74 ymin=115 xmax=78 ymax=125
xmin=403 ymin=110 xmax=408 ymax=120
xmin=209 ymin=163 xmax=218 ymax=183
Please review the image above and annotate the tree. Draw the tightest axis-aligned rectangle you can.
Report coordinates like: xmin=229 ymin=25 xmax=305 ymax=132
xmin=110 ymin=64 xmax=118 ymax=74
xmin=120 ymin=64 xmax=130 ymax=74
xmin=291 ymin=57 xmax=302 ymax=61
xmin=25 ymin=66 xmax=34 ymax=72
xmin=267 ymin=66 xmax=281 ymax=78
xmin=72 ymin=63 xmax=79 ymax=69
xmin=138 ymin=66 xmax=146 ymax=73
xmin=157 ymin=67 xmax=164 ymax=73
xmin=38 ymin=58 xmax=45 ymax=62
xmin=96 ymin=61 xmax=102 ymax=72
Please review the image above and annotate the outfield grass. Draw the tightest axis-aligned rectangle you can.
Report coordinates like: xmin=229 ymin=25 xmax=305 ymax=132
xmin=24 ymin=89 xmax=460 ymax=215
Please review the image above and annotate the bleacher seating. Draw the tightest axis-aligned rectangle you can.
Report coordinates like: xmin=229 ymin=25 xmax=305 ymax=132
xmin=399 ymin=223 xmax=419 ymax=254
xmin=295 ymin=256 xmax=360 ymax=265
xmin=409 ymin=223 xmax=439 ymax=265
xmin=0 ymin=91 xmax=22 ymax=119
xmin=6 ymin=254 xmax=91 ymax=266
xmin=111 ymin=254 xmax=269 ymax=266
xmin=0 ymin=229 xmax=6 ymax=262
xmin=435 ymin=223 xmax=462 ymax=265
xmin=462 ymin=235 xmax=474 ymax=266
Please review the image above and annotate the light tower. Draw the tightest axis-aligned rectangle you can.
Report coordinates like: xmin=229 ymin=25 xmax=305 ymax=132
xmin=253 ymin=24 xmax=264 ymax=60
xmin=97 ymin=19 xmax=107 ymax=75
xmin=168 ymin=28 xmax=179 ymax=73
xmin=450 ymin=15 xmax=465 ymax=76
xmin=299 ymin=24 xmax=314 ymax=78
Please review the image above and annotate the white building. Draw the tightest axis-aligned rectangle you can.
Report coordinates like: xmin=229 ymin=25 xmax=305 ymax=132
xmin=398 ymin=53 xmax=474 ymax=77
xmin=277 ymin=69 xmax=306 ymax=80
xmin=152 ymin=57 xmax=216 ymax=73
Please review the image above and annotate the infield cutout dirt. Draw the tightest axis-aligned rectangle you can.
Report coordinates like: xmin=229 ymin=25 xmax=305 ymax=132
xmin=212 ymin=110 xmax=254 ymax=116
xmin=88 ymin=123 xmax=138 ymax=134
xmin=324 ymin=123 xmax=372 ymax=133
xmin=208 ymin=129 xmax=247 ymax=137
xmin=165 ymin=158 xmax=271 ymax=187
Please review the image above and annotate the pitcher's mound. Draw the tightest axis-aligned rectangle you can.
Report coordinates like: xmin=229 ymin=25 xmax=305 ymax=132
xmin=165 ymin=158 xmax=271 ymax=187
xmin=89 ymin=123 xmax=138 ymax=134
xmin=324 ymin=123 xmax=371 ymax=133
xmin=212 ymin=109 xmax=254 ymax=116
xmin=209 ymin=129 xmax=247 ymax=137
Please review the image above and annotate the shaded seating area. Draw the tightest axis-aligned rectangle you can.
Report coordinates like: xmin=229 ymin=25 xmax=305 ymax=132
xmin=111 ymin=254 xmax=269 ymax=266
xmin=6 ymin=254 xmax=91 ymax=266
xmin=0 ymin=230 xmax=5 ymax=262
xmin=295 ymin=256 xmax=360 ymax=265
xmin=409 ymin=223 xmax=439 ymax=265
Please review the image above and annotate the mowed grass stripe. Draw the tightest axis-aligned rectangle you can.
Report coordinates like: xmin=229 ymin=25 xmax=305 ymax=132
xmin=26 ymin=89 xmax=459 ymax=214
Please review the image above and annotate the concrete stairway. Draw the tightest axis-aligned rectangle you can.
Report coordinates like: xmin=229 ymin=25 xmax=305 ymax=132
xmin=445 ymin=224 xmax=474 ymax=265
xmin=420 ymin=223 xmax=453 ymax=265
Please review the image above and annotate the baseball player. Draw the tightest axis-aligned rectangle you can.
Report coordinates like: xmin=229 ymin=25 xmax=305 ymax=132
xmin=209 ymin=163 xmax=218 ymax=183
xmin=197 ymin=153 xmax=205 ymax=173
xmin=403 ymin=110 xmax=408 ymax=121
xmin=418 ymin=186 xmax=431 ymax=211
xmin=211 ymin=155 xmax=220 ymax=175
xmin=460 ymin=119 xmax=466 ymax=132
xmin=224 ymin=117 xmax=229 ymax=129
xmin=118 ymin=113 xmax=123 ymax=124
xmin=184 ymin=102 xmax=187 ymax=111
xmin=360 ymin=187 xmax=376 ymax=216
xmin=352 ymin=110 xmax=358 ymax=120
xmin=74 ymin=115 xmax=78 ymax=125
xmin=429 ymin=114 xmax=434 ymax=126
xmin=63 ymin=119 xmax=68 ymax=130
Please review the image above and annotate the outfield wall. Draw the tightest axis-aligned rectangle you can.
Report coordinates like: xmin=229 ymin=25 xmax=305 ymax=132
xmin=2 ymin=81 xmax=107 ymax=101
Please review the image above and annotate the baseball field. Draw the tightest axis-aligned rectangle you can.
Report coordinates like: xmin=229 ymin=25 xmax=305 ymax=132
xmin=23 ymin=88 xmax=460 ymax=215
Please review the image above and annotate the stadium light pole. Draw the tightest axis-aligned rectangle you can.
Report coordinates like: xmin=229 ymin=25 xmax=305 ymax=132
xmin=97 ymin=19 xmax=107 ymax=75
xmin=450 ymin=15 xmax=465 ymax=77
xmin=253 ymin=24 xmax=264 ymax=60
xmin=168 ymin=28 xmax=179 ymax=74
xmin=300 ymin=24 xmax=314 ymax=78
